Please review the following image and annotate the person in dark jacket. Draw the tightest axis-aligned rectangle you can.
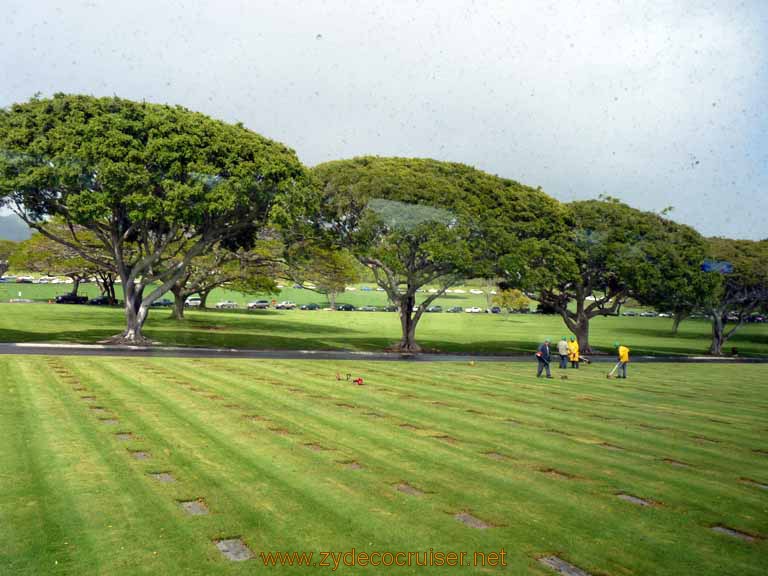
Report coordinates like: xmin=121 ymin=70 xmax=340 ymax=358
xmin=536 ymin=338 xmax=553 ymax=378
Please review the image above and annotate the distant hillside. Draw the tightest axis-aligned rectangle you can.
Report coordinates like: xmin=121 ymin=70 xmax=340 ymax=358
xmin=0 ymin=214 xmax=32 ymax=241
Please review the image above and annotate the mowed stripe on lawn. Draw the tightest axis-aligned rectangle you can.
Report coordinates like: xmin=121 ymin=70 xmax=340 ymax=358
xmin=1 ymin=357 xmax=766 ymax=575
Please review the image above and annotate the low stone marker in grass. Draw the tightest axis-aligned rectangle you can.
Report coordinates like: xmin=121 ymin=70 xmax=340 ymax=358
xmin=179 ymin=499 xmax=208 ymax=515
xmin=454 ymin=512 xmax=491 ymax=529
xmin=215 ymin=538 xmax=253 ymax=561
xmin=538 ymin=555 xmax=593 ymax=576
xmin=150 ymin=472 xmax=176 ymax=483
xmin=484 ymin=451 xmax=508 ymax=461
xmin=711 ymin=525 xmax=758 ymax=542
xmin=395 ymin=482 xmax=423 ymax=496
xmin=740 ymin=478 xmax=768 ymax=490
xmin=616 ymin=493 xmax=655 ymax=507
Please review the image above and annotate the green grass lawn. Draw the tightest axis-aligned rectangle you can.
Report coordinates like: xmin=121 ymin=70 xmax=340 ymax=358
xmin=1 ymin=302 xmax=768 ymax=356
xmin=1 ymin=357 xmax=766 ymax=575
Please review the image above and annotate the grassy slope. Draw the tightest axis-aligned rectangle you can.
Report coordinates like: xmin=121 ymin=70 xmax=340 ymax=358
xmin=1 ymin=302 xmax=767 ymax=356
xmin=0 ymin=357 xmax=765 ymax=575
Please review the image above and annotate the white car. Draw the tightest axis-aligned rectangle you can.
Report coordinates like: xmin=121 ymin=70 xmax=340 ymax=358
xmin=275 ymin=301 xmax=297 ymax=309
xmin=465 ymin=306 xmax=483 ymax=313
xmin=247 ymin=300 xmax=271 ymax=309
xmin=469 ymin=289 xmax=484 ymax=295
xmin=185 ymin=296 xmax=202 ymax=307
xmin=453 ymin=289 xmax=466 ymax=294
xmin=215 ymin=300 xmax=238 ymax=309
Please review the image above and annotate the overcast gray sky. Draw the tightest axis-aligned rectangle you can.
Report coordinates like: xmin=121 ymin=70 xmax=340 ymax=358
xmin=2 ymin=0 xmax=766 ymax=239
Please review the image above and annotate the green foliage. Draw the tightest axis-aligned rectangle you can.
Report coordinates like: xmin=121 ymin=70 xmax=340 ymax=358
xmin=10 ymin=220 xmax=100 ymax=278
xmin=0 ymin=94 xmax=306 ymax=242
xmin=0 ymin=238 xmax=17 ymax=276
xmin=314 ymin=156 xmax=563 ymax=291
xmin=492 ymin=289 xmax=531 ymax=312
xmin=287 ymin=244 xmax=360 ymax=303
xmin=0 ymin=239 xmax=17 ymax=261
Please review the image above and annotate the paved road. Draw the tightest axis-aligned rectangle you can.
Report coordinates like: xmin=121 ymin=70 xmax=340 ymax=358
xmin=1 ymin=343 xmax=766 ymax=363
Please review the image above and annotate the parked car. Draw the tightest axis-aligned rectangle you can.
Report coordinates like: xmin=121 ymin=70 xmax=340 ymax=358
xmin=426 ymin=305 xmax=443 ymax=313
xmin=247 ymin=300 xmax=271 ymax=310
xmin=87 ymin=295 xmax=114 ymax=306
xmin=381 ymin=305 xmax=398 ymax=312
xmin=215 ymin=300 xmax=238 ymax=309
xmin=465 ymin=306 xmax=483 ymax=313
xmin=336 ymin=303 xmax=356 ymax=311
xmin=623 ymin=311 xmax=637 ymax=316
xmin=300 ymin=303 xmax=320 ymax=310
xmin=657 ymin=312 xmax=671 ymax=318
xmin=185 ymin=296 xmax=202 ymax=308
xmin=151 ymin=298 xmax=174 ymax=307
xmin=55 ymin=293 xmax=88 ymax=304
xmin=359 ymin=305 xmax=377 ymax=311
xmin=446 ymin=306 xmax=463 ymax=313
xmin=486 ymin=306 xmax=501 ymax=314
xmin=469 ymin=289 xmax=484 ymax=295
xmin=639 ymin=311 xmax=657 ymax=317
xmin=275 ymin=301 xmax=297 ymax=310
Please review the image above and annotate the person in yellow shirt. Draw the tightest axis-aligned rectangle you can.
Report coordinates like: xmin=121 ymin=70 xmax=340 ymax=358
xmin=615 ymin=341 xmax=630 ymax=378
xmin=567 ymin=336 xmax=580 ymax=369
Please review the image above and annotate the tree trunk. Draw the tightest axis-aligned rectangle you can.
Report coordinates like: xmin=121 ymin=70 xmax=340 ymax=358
xmin=672 ymin=311 xmax=688 ymax=335
xmin=108 ymin=280 xmax=152 ymax=345
xmin=329 ymin=290 xmax=337 ymax=310
xmin=392 ymin=292 xmax=422 ymax=353
xmin=170 ymin=285 xmax=185 ymax=320
xmin=573 ymin=316 xmax=590 ymax=354
xmin=558 ymin=307 xmax=592 ymax=354
xmin=107 ymin=277 xmax=116 ymax=304
xmin=199 ymin=289 xmax=211 ymax=309
xmin=709 ymin=312 xmax=725 ymax=356
xmin=69 ymin=276 xmax=81 ymax=296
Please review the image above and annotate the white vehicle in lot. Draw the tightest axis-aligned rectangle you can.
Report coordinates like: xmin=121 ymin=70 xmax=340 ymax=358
xmin=247 ymin=300 xmax=271 ymax=309
xmin=275 ymin=301 xmax=297 ymax=309
xmin=185 ymin=296 xmax=202 ymax=307
xmin=465 ymin=306 xmax=483 ymax=313
xmin=215 ymin=300 xmax=238 ymax=309
xmin=469 ymin=289 xmax=484 ymax=295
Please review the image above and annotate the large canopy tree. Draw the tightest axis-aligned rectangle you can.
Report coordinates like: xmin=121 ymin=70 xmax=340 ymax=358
xmin=10 ymin=219 xmax=112 ymax=296
xmin=286 ymin=244 xmax=360 ymax=309
xmin=169 ymin=237 xmax=282 ymax=319
xmin=313 ymin=156 xmax=564 ymax=352
xmin=0 ymin=94 xmax=308 ymax=343
xmin=505 ymin=198 xmax=708 ymax=353
xmin=702 ymin=238 xmax=768 ymax=355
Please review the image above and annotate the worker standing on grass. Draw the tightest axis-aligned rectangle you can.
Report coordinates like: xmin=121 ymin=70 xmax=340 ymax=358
xmin=615 ymin=342 xmax=630 ymax=378
xmin=535 ymin=338 xmax=553 ymax=378
xmin=568 ymin=336 xmax=580 ymax=369
xmin=557 ymin=336 xmax=569 ymax=369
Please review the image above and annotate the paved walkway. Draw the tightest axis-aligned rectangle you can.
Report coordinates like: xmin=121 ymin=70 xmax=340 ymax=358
xmin=1 ymin=342 xmax=766 ymax=363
